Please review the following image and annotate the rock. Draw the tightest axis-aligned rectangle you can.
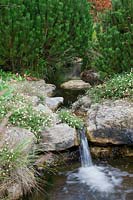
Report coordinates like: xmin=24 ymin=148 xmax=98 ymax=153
xmin=22 ymin=95 xmax=40 ymax=106
xmin=35 ymin=150 xmax=79 ymax=171
xmin=0 ymin=127 xmax=35 ymax=152
xmin=90 ymin=146 xmax=133 ymax=158
xmin=34 ymin=103 xmax=53 ymax=114
xmin=10 ymin=80 xmax=56 ymax=98
xmin=34 ymin=104 xmax=60 ymax=125
xmin=45 ymin=84 xmax=56 ymax=97
xmin=35 ymin=152 xmax=55 ymax=169
xmin=45 ymin=97 xmax=64 ymax=111
xmin=80 ymin=69 xmax=103 ymax=85
xmin=40 ymin=124 xmax=77 ymax=151
xmin=7 ymin=183 xmax=23 ymax=200
xmin=60 ymin=79 xmax=91 ymax=90
xmin=72 ymin=95 xmax=92 ymax=115
xmin=87 ymin=100 xmax=133 ymax=146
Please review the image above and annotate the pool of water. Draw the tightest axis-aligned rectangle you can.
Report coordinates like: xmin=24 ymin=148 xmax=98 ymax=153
xmin=26 ymin=158 xmax=133 ymax=200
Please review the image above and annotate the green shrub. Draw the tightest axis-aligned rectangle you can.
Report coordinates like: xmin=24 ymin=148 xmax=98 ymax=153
xmin=87 ymin=72 xmax=133 ymax=102
xmin=91 ymin=0 xmax=132 ymax=76
xmin=0 ymin=0 xmax=92 ymax=80
xmin=58 ymin=109 xmax=84 ymax=129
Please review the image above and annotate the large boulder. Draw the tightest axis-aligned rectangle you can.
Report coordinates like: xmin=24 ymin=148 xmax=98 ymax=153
xmin=40 ymin=123 xmax=78 ymax=151
xmin=60 ymin=79 xmax=91 ymax=90
xmin=87 ymin=100 xmax=133 ymax=146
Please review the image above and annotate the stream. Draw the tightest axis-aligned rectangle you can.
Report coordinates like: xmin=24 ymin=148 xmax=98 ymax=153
xmin=26 ymin=158 xmax=133 ymax=200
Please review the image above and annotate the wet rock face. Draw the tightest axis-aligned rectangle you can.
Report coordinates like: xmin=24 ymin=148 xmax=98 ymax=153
xmin=90 ymin=146 xmax=133 ymax=158
xmin=87 ymin=100 xmax=133 ymax=146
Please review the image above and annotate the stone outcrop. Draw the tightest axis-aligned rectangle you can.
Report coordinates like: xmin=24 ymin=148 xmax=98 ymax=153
xmin=90 ymin=146 xmax=133 ymax=158
xmin=86 ymin=99 xmax=133 ymax=146
xmin=60 ymin=79 xmax=91 ymax=90
xmin=40 ymin=123 xmax=78 ymax=151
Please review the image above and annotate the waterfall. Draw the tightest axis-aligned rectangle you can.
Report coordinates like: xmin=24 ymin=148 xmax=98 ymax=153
xmin=77 ymin=128 xmax=115 ymax=193
xmin=79 ymin=128 xmax=93 ymax=167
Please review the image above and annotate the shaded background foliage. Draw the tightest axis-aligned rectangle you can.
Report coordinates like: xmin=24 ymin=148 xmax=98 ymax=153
xmin=0 ymin=0 xmax=132 ymax=81
xmin=87 ymin=0 xmax=132 ymax=77
xmin=0 ymin=0 xmax=92 ymax=81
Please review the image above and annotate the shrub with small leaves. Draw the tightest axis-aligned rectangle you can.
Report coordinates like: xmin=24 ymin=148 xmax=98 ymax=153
xmin=9 ymin=106 xmax=51 ymax=139
xmin=0 ymin=87 xmax=51 ymax=139
xmin=92 ymin=0 xmax=132 ymax=75
xmin=87 ymin=72 xmax=133 ymax=102
xmin=0 ymin=0 xmax=92 ymax=81
xmin=58 ymin=109 xmax=84 ymax=129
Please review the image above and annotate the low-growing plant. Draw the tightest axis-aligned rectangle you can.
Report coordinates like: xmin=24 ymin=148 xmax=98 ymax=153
xmin=0 ymin=69 xmax=24 ymax=81
xmin=9 ymin=106 xmax=52 ymax=139
xmin=0 ymin=81 xmax=8 ymax=92
xmin=58 ymin=109 xmax=84 ymax=129
xmin=0 ymin=90 xmax=51 ymax=140
xmin=87 ymin=72 xmax=133 ymax=102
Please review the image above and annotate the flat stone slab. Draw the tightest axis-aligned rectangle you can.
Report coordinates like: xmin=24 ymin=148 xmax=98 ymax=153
xmin=60 ymin=79 xmax=91 ymax=90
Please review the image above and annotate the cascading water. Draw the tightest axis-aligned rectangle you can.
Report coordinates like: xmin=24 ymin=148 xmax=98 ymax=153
xmin=77 ymin=128 xmax=118 ymax=193
xmin=79 ymin=127 xmax=93 ymax=167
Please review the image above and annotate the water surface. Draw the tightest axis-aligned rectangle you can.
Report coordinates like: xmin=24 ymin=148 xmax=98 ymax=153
xmin=27 ymin=158 xmax=133 ymax=200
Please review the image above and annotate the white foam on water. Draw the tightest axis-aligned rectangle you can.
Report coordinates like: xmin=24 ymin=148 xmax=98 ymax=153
xmin=68 ymin=165 xmax=123 ymax=194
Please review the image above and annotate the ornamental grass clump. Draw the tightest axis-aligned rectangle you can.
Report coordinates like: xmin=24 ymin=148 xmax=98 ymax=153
xmin=0 ymin=139 xmax=38 ymax=199
xmin=58 ymin=109 xmax=84 ymax=129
